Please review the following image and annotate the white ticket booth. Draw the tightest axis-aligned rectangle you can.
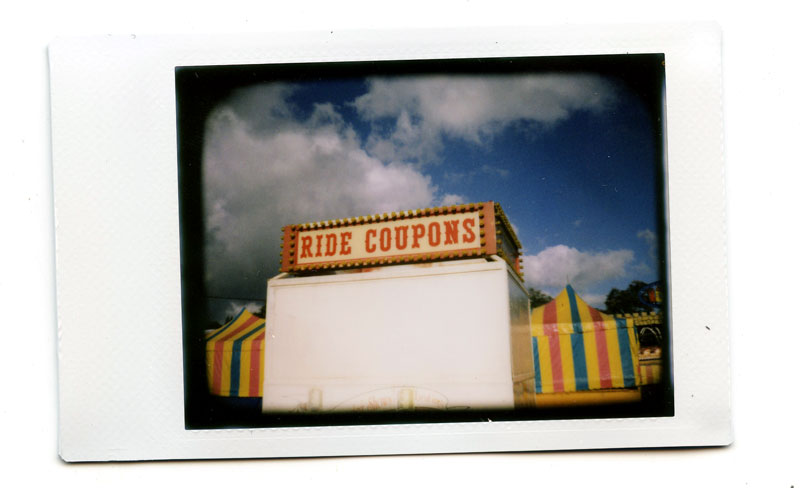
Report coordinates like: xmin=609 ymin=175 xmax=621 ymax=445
xmin=262 ymin=256 xmax=533 ymax=412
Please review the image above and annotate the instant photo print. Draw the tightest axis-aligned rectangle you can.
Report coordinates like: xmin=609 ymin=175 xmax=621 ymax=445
xmin=50 ymin=24 xmax=730 ymax=461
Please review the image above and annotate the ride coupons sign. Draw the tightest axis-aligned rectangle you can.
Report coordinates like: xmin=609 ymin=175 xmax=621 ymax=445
xmin=279 ymin=201 xmax=523 ymax=277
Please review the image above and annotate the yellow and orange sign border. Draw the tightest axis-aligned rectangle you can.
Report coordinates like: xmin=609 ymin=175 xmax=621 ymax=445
xmin=279 ymin=201 xmax=523 ymax=278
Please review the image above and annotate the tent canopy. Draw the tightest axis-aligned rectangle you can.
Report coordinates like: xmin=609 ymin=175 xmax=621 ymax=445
xmin=531 ymin=285 xmax=641 ymax=394
xmin=205 ymin=308 xmax=265 ymax=397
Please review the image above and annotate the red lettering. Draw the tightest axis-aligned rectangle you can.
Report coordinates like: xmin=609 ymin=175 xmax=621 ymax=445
xmin=463 ymin=218 xmax=476 ymax=243
xmin=444 ymin=220 xmax=459 ymax=245
xmin=325 ymin=233 xmax=337 ymax=256
xmin=428 ymin=222 xmax=441 ymax=246
xmin=340 ymin=232 xmax=352 ymax=255
xmin=379 ymin=227 xmax=391 ymax=252
xmin=411 ymin=224 xmax=425 ymax=248
xmin=300 ymin=236 xmax=313 ymax=258
xmin=366 ymin=229 xmax=377 ymax=253
xmin=315 ymin=235 xmax=324 ymax=256
xmin=395 ymin=225 xmax=408 ymax=250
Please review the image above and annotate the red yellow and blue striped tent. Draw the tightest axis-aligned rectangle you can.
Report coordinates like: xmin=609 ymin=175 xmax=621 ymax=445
xmin=531 ymin=285 xmax=641 ymax=394
xmin=205 ymin=308 xmax=265 ymax=397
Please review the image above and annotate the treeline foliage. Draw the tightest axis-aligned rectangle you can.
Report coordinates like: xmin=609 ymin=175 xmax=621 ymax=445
xmin=527 ymin=288 xmax=553 ymax=309
xmin=254 ymin=303 xmax=266 ymax=318
xmin=603 ymin=280 xmax=650 ymax=314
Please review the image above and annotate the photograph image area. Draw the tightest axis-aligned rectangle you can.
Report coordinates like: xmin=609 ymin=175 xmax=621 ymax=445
xmin=175 ymin=54 xmax=672 ymax=429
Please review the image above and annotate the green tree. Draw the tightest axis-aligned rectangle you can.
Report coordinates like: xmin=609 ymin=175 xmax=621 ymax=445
xmin=528 ymin=287 xmax=553 ymax=309
xmin=603 ymin=280 xmax=650 ymax=314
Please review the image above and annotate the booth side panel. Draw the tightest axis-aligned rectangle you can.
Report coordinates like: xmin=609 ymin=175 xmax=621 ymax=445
xmin=508 ymin=272 xmax=535 ymax=408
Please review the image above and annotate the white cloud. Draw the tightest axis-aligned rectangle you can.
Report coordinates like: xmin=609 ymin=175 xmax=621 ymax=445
xmin=480 ymin=164 xmax=510 ymax=178
xmin=581 ymin=293 xmax=609 ymax=309
xmin=523 ymin=244 xmax=634 ymax=291
xmin=225 ymin=301 xmax=263 ymax=319
xmin=632 ymin=228 xmax=659 ymax=276
xmin=439 ymin=193 xmax=466 ymax=206
xmin=353 ymin=74 xmax=617 ymax=163
xmin=637 ymin=228 xmax=657 ymax=261
xmin=202 ymin=87 xmax=439 ymax=301
xmin=631 ymin=261 xmax=653 ymax=277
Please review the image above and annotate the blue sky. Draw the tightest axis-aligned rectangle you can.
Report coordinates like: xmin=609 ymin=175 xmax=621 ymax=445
xmin=201 ymin=70 xmax=664 ymax=318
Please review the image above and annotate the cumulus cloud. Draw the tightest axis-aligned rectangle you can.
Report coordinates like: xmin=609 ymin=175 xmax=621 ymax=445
xmin=581 ymin=293 xmax=609 ymax=309
xmin=480 ymin=164 xmax=510 ymax=178
xmin=439 ymin=193 xmax=467 ymax=206
xmin=353 ymin=74 xmax=616 ymax=163
xmin=637 ymin=229 xmax=657 ymax=261
xmin=202 ymin=86 xmax=438 ymax=304
xmin=226 ymin=301 xmax=262 ymax=319
xmin=630 ymin=228 xmax=660 ymax=277
xmin=523 ymin=244 xmax=634 ymax=291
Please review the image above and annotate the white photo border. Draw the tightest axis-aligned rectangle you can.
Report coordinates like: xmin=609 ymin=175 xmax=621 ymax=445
xmin=50 ymin=23 xmax=729 ymax=461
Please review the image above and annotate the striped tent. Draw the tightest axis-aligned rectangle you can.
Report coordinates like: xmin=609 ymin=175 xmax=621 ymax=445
xmin=205 ymin=308 xmax=265 ymax=397
xmin=531 ymin=285 xmax=641 ymax=394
